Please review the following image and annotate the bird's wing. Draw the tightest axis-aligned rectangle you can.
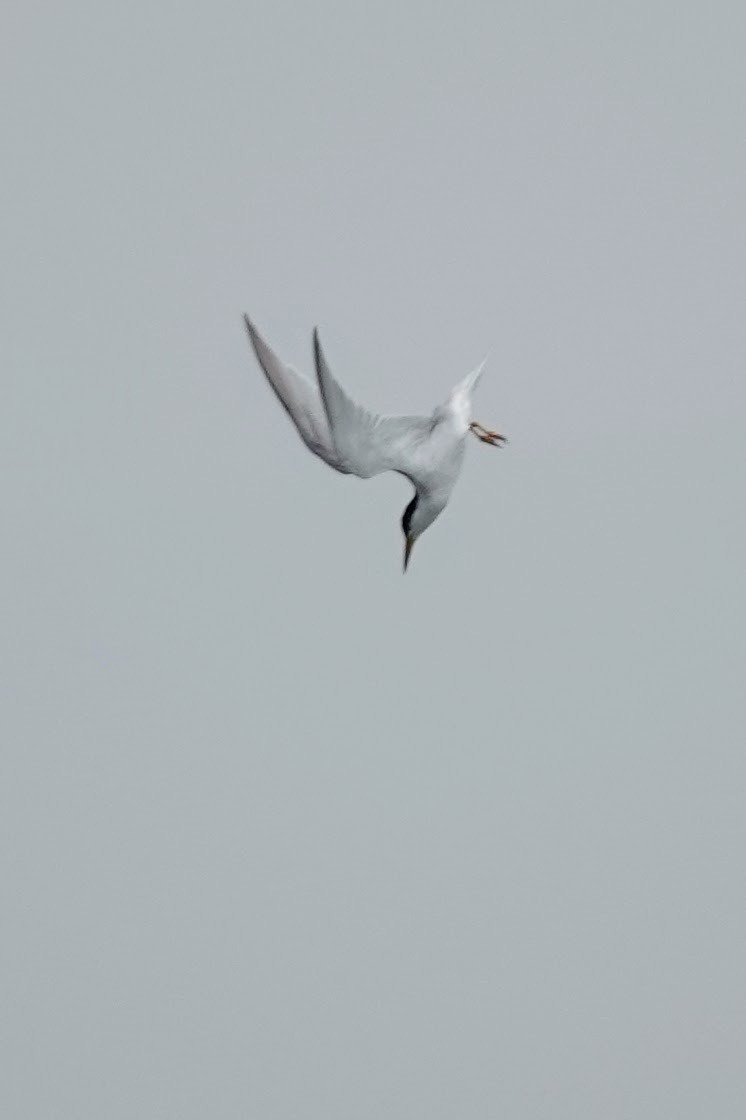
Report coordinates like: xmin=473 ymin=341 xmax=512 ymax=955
xmin=313 ymin=329 xmax=433 ymax=482
xmin=244 ymin=316 xmax=338 ymax=467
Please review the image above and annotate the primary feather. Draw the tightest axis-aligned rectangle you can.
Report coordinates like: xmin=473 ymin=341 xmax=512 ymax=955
xmin=244 ymin=315 xmax=336 ymax=466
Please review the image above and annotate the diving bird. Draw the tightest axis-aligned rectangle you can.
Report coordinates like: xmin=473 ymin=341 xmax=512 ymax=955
xmin=244 ymin=316 xmax=506 ymax=570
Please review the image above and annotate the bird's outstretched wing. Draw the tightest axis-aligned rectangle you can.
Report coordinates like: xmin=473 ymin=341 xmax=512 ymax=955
xmin=244 ymin=316 xmax=338 ymax=467
xmin=245 ymin=316 xmax=433 ymax=484
xmin=313 ymin=328 xmax=432 ymax=481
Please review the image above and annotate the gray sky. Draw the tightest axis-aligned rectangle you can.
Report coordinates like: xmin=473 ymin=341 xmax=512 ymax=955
xmin=3 ymin=2 xmax=745 ymax=1116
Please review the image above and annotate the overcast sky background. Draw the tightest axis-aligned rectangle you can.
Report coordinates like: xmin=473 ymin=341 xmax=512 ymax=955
xmin=3 ymin=2 xmax=745 ymax=1117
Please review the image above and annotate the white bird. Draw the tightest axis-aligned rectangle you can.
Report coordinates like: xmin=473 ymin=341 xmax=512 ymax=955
xmin=244 ymin=316 xmax=506 ymax=570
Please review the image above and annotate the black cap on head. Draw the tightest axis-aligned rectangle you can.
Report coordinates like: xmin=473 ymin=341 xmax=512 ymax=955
xmin=401 ymin=495 xmax=418 ymax=537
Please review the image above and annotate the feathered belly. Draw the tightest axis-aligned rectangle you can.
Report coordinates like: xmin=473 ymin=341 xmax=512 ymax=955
xmin=413 ymin=424 xmax=466 ymax=497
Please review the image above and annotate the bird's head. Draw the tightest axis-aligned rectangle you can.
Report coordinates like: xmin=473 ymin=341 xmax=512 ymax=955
xmin=401 ymin=494 xmax=447 ymax=572
xmin=401 ymin=496 xmax=419 ymax=572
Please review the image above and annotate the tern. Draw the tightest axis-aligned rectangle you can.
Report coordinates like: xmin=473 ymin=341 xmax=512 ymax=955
xmin=244 ymin=316 xmax=506 ymax=570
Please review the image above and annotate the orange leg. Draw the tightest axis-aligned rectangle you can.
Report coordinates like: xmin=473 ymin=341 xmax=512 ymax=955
xmin=470 ymin=422 xmax=507 ymax=447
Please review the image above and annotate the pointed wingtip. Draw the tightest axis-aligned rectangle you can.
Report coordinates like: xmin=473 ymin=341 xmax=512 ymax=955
xmin=312 ymin=326 xmax=325 ymax=379
xmin=243 ymin=315 xmax=266 ymax=363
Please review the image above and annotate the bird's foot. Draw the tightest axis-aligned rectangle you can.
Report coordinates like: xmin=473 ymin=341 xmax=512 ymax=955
xmin=470 ymin=422 xmax=507 ymax=447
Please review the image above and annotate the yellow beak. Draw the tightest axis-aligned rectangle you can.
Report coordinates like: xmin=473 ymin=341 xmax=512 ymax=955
xmin=403 ymin=535 xmax=415 ymax=572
